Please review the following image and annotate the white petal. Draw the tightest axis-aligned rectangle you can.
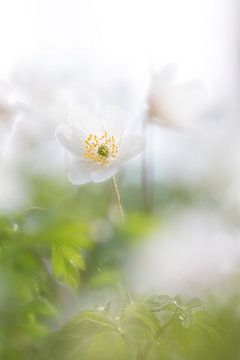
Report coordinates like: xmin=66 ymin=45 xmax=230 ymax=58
xmin=117 ymin=135 xmax=145 ymax=165
xmin=68 ymin=157 xmax=94 ymax=185
xmin=55 ymin=124 xmax=84 ymax=157
xmin=69 ymin=105 xmax=101 ymax=134
xmin=91 ymin=165 xmax=117 ymax=183
xmin=101 ymin=105 xmax=124 ymax=138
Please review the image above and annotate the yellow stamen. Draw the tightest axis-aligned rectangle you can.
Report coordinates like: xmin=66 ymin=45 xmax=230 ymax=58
xmin=83 ymin=131 xmax=118 ymax=164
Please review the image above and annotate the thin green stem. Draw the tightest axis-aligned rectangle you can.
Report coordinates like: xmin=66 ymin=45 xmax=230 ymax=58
xmin=112 ymin=176 xmax=124 ymax=222
xmin=141 ymin=117 xmax=153 ymax=213
xmin=137 ymin=313 xmax=176 ymax=360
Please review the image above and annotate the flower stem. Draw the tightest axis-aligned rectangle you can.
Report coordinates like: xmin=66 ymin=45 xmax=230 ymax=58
xmin=137 ymin=312 xmax=176 ymax=360
xmin=111 ymin=176 xmax=124 ymax=222
xmin=141 ymin=117 xmax=153 ymax=213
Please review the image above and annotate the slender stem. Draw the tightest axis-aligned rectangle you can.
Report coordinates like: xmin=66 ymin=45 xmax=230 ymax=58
xmin=141 ymin=117 xmax=153 ymax=213
xmin=138 ymin=313 xmax=176 ymax=360
xmin=111 ymin=176 xmax=124 ymax=222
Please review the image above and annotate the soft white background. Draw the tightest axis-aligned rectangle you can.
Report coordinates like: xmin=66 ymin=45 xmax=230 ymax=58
xmin=0 ymin=0 xmax=238 ymax=100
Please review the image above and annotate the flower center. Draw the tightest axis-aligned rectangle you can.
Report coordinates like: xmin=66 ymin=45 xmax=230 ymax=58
xmin=84 ymin=131 xmax=118 ymax=164
xmin=97 ymin=144 xmax=109 ymax=157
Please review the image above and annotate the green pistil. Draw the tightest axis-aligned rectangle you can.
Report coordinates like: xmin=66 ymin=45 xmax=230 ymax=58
xmin=97 ymin=144 xmax=109 ymax=157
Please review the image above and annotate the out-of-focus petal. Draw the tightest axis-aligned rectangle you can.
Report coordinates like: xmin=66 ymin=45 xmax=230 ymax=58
xmin=101 ymin=105 xmax=124 ymax=138
xmin=148 ymin=66 xmax=207 ymax=129
xmin=55 ymin=124 xmax=84 ymax=157
xmin=68 ymin=157 xmax=94 ymax=185
xmin=117 ymin=135 xmax=145 ymax=165
xmin=69 ymin=105 xmax=101 ymax=134
xmin=91 ymin=165 xmax=117 ymax=183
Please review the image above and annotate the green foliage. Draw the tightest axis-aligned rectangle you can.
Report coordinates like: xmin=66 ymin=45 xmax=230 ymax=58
xmin=0 ymin=175 xmax=240 ymax=360
xmin=44 ymin=293 xmax=219 ymax=360
xmin=52 ymin=243 xmax=85 ymax=287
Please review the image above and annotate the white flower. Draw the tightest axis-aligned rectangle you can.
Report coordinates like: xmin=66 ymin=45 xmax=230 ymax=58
xmin=0 ymin=80 xmax=21 ymax=124
xmin=147 ymin=66 xmax=207 ymax=128
xmin=0 ymin=80 xmax=26 ymax=158
xmin=55 ymin=105 xmax=145 ymax=185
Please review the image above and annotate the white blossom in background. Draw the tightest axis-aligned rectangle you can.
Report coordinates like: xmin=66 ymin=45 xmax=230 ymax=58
xmin=11 ymin=66 xmax=72 ymax=135
xmin=56 ymin=105 xmax=145 ymax=184
xmin=0 ymin=80 xmax=24 ymax=155
xmin=0 ymin=80 xmax=21 ymax=124
xmin=147 ymin=66 xmax=207 ymax=128
xmin=2 ymin=67 xmax=73 ymax=176
xmin=0 ymin=80 xmax=27 ymax=211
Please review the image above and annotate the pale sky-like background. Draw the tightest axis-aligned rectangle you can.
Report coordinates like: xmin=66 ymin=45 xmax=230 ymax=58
xmin=0 ymin=0 xmax=238 ymax=101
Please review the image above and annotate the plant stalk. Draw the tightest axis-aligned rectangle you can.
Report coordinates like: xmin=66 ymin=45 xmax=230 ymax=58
xmin=141 ymin=117 xmax=154 ymax=213
xmin=137 ymin=313 xmax=176 ymax=360
xmin=112 ymin=176 xmax=124 ymax=222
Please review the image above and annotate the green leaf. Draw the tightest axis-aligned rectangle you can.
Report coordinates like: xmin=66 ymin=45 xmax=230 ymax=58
xmin=77 ymin=311 xmax=116 ymax=331
xmin=184 ymin=297 xmax=203 ymax=312
xmin=122 ymin=303 xmax=161 ymax=334
xmin=147 ymin=294 xmax=174 ymax=312
xmin=52 ymin=244 xmax=85 ymax=287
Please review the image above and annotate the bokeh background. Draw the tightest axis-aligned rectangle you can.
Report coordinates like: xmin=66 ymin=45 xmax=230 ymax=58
xmin=0 ymin=0 xmax=240 ymax=359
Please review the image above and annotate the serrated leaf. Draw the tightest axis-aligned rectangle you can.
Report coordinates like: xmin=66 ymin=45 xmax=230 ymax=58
xmin=78 ymin=311 xmax=116 ymax=330
xmin=122 ymin=303 xmax=160 ymax=334
xmin=52 ymin=244 xmax=85 ymax=287
xmin=25 ymin=296 xmax=58 ymax=318
xmin=148 ymin=295 xmax=175 ymax=312
xmin=184 ymin=297 xmax=203 ymax=311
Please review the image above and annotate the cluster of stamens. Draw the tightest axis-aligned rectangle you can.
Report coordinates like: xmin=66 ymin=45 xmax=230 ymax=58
xmin=84 ymin=131 xmax=118 ymax=164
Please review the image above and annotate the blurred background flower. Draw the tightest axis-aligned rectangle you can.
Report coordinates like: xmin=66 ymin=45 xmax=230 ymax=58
xmin=147 ymin=65 xmax=208 ymax=128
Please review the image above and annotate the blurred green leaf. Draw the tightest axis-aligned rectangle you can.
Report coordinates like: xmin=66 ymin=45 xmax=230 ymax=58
xmin=122 ymin=302 xmax=161 ymax=334
xmin=52 ymin=243 xmax=85 ymax=287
